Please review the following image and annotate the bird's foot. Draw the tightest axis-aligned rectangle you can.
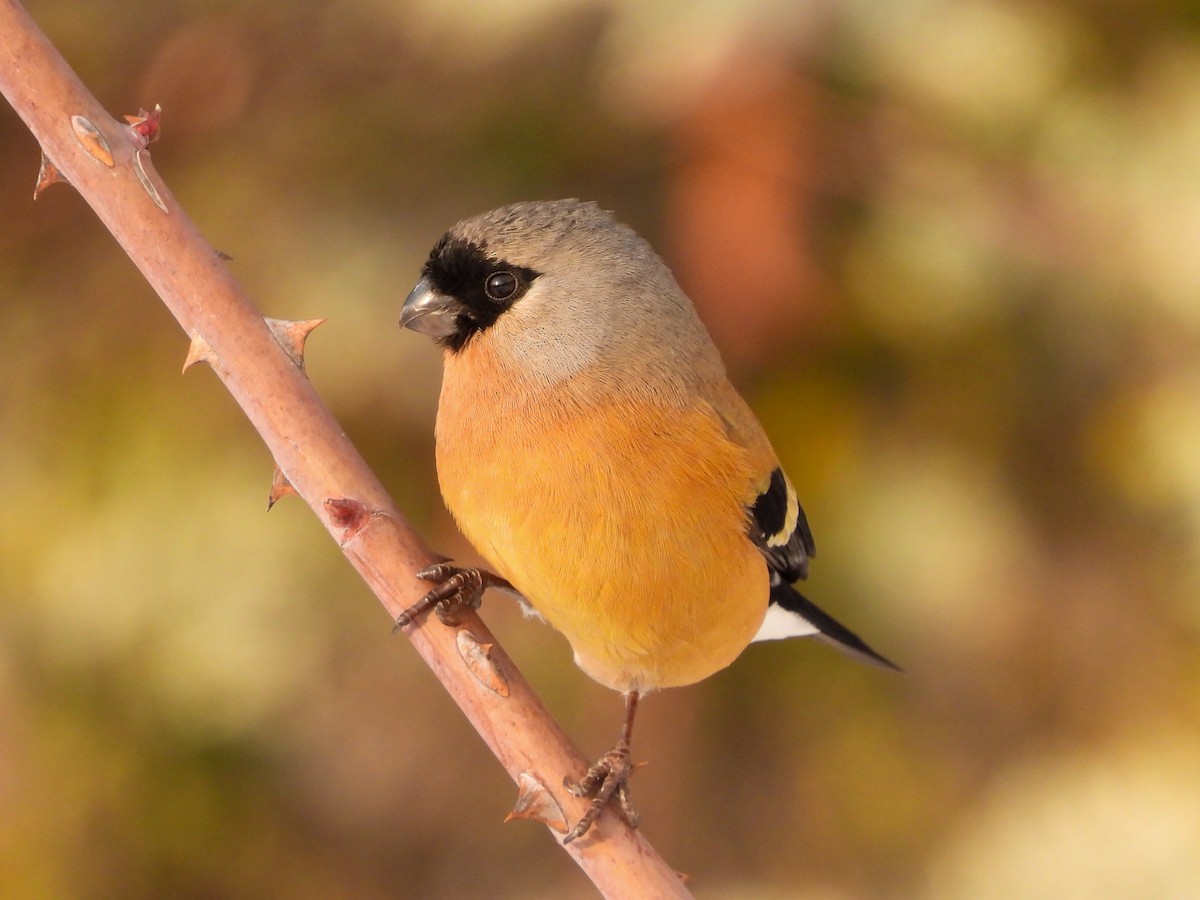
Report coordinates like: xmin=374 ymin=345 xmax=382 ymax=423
xmin=562 ymin=744 xmax=640 ymax=844
xmin=393 ymin=564 xmax=511 ymax=632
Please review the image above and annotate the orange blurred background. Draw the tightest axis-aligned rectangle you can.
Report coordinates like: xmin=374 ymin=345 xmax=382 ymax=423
xmin=2 ymin=0 xmax=1199 ymax=896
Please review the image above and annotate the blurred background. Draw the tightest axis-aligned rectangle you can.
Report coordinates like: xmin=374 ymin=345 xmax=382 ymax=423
xmin=3 ymin=0 xmax=1200 ymax=896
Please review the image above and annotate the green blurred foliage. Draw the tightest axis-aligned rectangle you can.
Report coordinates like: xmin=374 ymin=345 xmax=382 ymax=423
xmin=3 ymin=0 xmax=1200 ymax=896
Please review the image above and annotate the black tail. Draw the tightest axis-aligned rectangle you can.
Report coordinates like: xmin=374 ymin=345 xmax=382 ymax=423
xmin=772 ymin=581 xmax=902 ymax=672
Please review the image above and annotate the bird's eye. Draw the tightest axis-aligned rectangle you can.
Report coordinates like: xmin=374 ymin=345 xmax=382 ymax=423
xmin=484 ymin=271 xmax=519 ymax=302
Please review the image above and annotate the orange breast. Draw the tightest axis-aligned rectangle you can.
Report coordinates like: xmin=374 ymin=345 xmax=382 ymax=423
xmin=434 ymin=346 xmax=768 ymax=692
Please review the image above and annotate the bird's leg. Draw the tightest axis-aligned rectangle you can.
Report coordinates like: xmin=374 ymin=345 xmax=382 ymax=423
xmin=563 ymin=690 xmax=642 ymax=844
xmin=392 ymin=563 xmax=513 ymax=631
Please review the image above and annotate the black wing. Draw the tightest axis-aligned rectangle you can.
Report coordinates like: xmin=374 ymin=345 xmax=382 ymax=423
xmin=749 ymin=467 xmax=815 ymax=582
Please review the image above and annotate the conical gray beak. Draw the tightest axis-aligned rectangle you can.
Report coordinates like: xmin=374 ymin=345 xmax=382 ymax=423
xmin=400 ymin=278 xmax=460 ymax=339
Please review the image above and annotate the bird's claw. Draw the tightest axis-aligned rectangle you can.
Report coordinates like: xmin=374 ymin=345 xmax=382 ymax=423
xmin=393 ymin=564 xmax=507 ymax=633
xmin=562 ymin=745 xmax=640 ymax=844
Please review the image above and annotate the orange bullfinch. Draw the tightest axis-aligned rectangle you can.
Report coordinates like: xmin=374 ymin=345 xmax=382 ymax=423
xmin=397 ymin=199 xmax=897 ymax=843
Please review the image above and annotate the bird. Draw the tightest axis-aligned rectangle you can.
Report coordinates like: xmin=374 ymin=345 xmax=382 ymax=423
xmin=396 ymin=199 xmax=897 ymax=843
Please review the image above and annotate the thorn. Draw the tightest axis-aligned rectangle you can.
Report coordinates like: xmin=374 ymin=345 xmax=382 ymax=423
xmin=133 ymin=149 xmax=168 ymax=213
xmin=122 ymin=104 xmax=167 ymax=212
xmin=325 ymin=497 xmax=371 ymax=540
xmin=265 ymin=317 xmax=326 ymax=370
xmin=506 ymin=772 xmax=568 ymax=833
xmin=34 ymin=152 xmax=64 ymax=198
xmin=267 ymin=466 xmax=297 ymax=510
xmin=70 ymin=115 xmax=114 ymax=167
xmin=182 ymin=332 xmax=214 ymax=373
xmin=124 ymin=103 xmax=162 ymax=148
xmin=456 ymin=630 xmax=509 ymax=697
xmin=216 ymin=249 xmax=234 ymax=261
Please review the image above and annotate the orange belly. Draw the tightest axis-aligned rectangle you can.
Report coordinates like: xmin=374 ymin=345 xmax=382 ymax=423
xmin=435 ymin=358 xmax=768 ymax=692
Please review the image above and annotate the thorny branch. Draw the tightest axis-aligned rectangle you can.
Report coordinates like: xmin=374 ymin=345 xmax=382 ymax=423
xmin=0 ymin=1 xmax=691 ymax=896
